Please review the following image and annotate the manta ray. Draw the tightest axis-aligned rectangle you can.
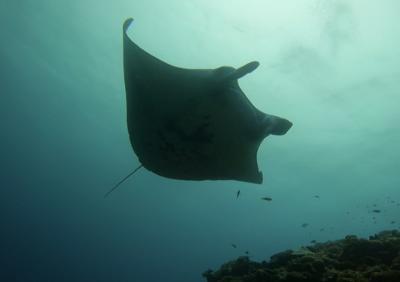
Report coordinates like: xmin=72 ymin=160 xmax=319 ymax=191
xmin=105 ymin=18 xmax=292 ymax=197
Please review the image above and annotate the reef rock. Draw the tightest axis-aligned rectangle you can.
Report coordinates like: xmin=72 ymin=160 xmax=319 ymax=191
xmin=203 ymin=230 xmax=400 ymax=282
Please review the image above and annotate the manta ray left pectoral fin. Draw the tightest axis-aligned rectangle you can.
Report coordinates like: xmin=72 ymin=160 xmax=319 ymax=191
xmin=124 ymin=18 xmax=134 ymax=32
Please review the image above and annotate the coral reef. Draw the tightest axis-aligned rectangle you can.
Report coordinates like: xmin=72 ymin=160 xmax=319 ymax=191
xmin=203 ymin=230 xmax=400 ymax=282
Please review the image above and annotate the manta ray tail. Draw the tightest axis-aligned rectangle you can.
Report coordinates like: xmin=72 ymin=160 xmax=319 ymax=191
xmin=104 ymin=164 xmax=143 ymax=198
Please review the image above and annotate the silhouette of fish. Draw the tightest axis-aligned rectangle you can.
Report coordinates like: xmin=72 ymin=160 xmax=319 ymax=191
xmin=261 ymin=197 xmax=272 ymax=201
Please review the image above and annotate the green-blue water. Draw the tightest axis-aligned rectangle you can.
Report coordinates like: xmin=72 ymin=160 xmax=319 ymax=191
xmin=1 ymin=1 xmax=399 ymax=281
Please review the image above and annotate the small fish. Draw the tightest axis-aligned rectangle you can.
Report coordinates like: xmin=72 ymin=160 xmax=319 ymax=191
xmin=310 ymin=240 xmax=317 ymax=244
xmin=261 ymin=197 xmax=272 ymax=201
xmin=391 ymin=221 xmax=396 ymax=224
xmin=236 ymin=190 xmax=240 ymax=199
xmin=372 ymin=209 xmax=381 ymax=213
xmin=313 ymin=195 xmax=320 ymax=199
xmin=319 ymin=228 xmax=325 ymax=232
xmin=231 ymin=243 xmax=237 ymax=248
xmin=301 ymin=223 xmax=309 ymax=228
xmin=244 ymin=251 xmax=249 ymax=255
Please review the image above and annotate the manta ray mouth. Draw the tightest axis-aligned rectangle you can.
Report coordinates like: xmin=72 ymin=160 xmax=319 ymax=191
xmin=261 ymin=115 xmax=292 ymax=136
xmin=270 ymin=118 xmax=292 ymax=135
